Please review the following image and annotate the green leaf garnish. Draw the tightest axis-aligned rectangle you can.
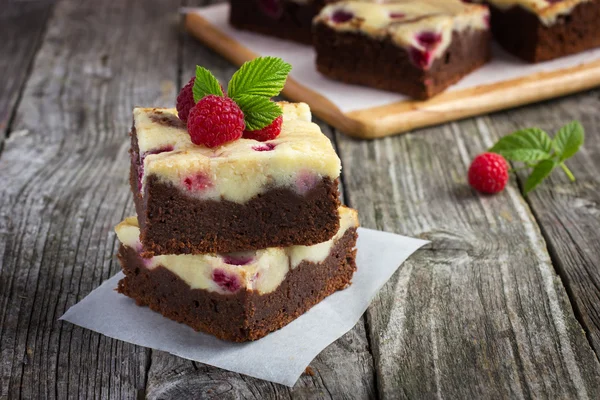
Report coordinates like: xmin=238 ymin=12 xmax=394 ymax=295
xmin=524 ymin=159 xmax=555 ymax=194
xmin=193 ymin=66 xmax=223 ymax=102
xmin=235 ymin=95 xmax=283 ymax=131
xmin=552 ymin=121 xmax=584 ymax=162
xmin=227 ymin=56 xmax=292 ymax=100
xmin=489 ymin=121 xmax=585 ymax=194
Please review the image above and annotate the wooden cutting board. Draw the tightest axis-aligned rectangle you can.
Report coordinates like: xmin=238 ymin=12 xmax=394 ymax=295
xmin=184 ymin=11 xmax=600 ymax=139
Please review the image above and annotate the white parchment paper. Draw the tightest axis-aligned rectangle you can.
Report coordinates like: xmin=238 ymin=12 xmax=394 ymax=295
xmin=60 ymin=227 xmax=427 ymax=387
xmin=186 ymin=4 xmax=600 ymax=113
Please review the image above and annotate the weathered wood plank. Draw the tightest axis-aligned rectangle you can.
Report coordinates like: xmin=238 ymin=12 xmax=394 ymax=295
xmin=0 ymin=0 xmax=55 ymax=147
xmin=143 ymin=3 xmax=376 ymax=396
xmin=482 ymin=89 xmax=600 ymax=357
xmin=0 ymin=0 xmax=182 ymax=397
xmin=335 ymin=116 xmax=600 ymax=398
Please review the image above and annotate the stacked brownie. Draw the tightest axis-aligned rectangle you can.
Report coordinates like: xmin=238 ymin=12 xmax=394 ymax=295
xmin=115 ymin=102 xmax=360 ymax=342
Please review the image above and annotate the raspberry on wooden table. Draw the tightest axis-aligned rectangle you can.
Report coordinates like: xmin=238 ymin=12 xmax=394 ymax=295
xmin=187 ymin=95 xmax=245 ymax=148
xmin=468 ymin=152 xmax=509 ymax=194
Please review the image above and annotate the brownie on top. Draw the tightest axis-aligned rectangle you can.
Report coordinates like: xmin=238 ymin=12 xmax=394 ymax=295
xmin=130 ymin=102 xmax=342 ymax=256
xmin=313 ymin=0 xmax=491 ymax=99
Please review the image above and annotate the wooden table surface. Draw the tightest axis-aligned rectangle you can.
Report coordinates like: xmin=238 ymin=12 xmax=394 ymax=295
xmin=2 ymin=0 xmax=600 ymax=398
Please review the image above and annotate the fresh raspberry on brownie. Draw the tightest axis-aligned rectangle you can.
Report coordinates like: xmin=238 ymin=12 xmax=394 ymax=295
xmin=313 ymin=0 xmax=491 ymax=99
xmin=114 ymin=206 xmax=359 ymax=342
xmin=470 ymin=0 xmax=600 ymax=62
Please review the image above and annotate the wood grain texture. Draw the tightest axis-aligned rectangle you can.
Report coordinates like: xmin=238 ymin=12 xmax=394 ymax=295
xmin=0 ymin=0 xmax=180 ymax=397
xmin=335 ymin=117 xmax=600 ymax=398
xmin=481 ymin=89 xmax=600 ymax=357
xmin=0 ymin=0 xmax=55 ymax=145
xmin=184 ymin=9 xmax=600 ymax=139
xmin=141 ymin=4 xmax=376 ymax=396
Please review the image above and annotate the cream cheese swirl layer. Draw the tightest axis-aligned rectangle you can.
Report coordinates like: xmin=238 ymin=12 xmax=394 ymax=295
xmin=115 ymin=207 xmax=359 ymax=295
xmin=479 ymin=0 xmax=591 ymax=26
xmin=133 ymin=102 xmax=341 ymax=204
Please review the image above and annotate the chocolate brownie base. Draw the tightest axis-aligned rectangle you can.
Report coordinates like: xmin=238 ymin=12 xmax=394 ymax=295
xmin=117 ymin=228 xmax=358 ymax=342
xmin=229 ymin=0 xmax=327 ymax=45
xmin=487 ymin=1 xmax=600 ymax=63
xmin=314 ymin=25 xmax=491 ymax=100
xmin=129 ymin=128 xmax=341 ymax=256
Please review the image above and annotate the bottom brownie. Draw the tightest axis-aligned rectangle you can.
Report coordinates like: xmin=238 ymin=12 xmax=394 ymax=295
xmin=314 ymin=25 xmax=491 ymax=100
xmin=117 ymin=228 xmax=358 ymax=342
xmin=488 ymin=1 xmax=600 ymax=63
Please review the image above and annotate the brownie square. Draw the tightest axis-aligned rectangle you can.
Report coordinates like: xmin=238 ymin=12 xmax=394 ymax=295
xmin=229 ymin=0 xmax=330 ymax=45
xmin=483 ymin=0 xmax=600 ymax=62
xmin=115 ymin=207 xmax=359 ymax=342
xmin=130 ymin=102 xmax=341 ymax=256
xmin=313 ymin=1 xmax=491 ymax=99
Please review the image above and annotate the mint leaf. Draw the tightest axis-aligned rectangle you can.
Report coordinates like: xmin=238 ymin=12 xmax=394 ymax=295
xmin=227 ymin=56 xmax=292 ymax=99
xmin=489 ymin=128 xmax=552 ymax=161
xmin=553 ymin=121 xmax=584 ymax=162
xmin=524 ymin=159 xmax=556 ymax=194
xmin=193 ymin=66 xmax=223 ymax=102
xmin=493 ymin=148 xmax=551 ymax=163
xmin=236 ymin=95 xmax=282 ymax=131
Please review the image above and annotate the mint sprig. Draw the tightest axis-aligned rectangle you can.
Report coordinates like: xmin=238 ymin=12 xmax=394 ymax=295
xmin=192 ymin=66 xmax=223 ymax=102
xmin=191 ymin=57 xmax=292 ymax=131
xmin=490 ymin=121 xmax=584 ymax=194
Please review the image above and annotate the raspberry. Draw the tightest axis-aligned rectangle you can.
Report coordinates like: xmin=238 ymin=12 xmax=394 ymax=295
xmin=242 ymin=115 xmax=283 ymax=141
xmin=468 ymin=152 xmax=509 ymax=194
xmin=187 ymin=95 xmax=245 ymax=148
xmin=176 ymin=77 xmax=196 ymax=123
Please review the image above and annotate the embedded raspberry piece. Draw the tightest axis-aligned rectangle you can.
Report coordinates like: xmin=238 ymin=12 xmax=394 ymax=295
xmin=137 ymin=146 xmax=174 ymax=191
xmin=468 ymin=152 xmax=509 ymax=194
xmin=331 ymin=9 xmax=354 ymax=23
xmin=212 ymin=269 xmax=241 ymax=292
xmin=416 ymin=31 xmax=442 ymax=50
xmin=295 ymin=171 xmax=318 ymax=195
xmin=222 ymin=254 xmax=254 ymax=265
xmin=409 ymin=47 xmax=433 ymax=69
xmin=243 ymin=115 xmax=283 ymax=142
xmin=258 ymin=0 xmax=283 ymax=19
xmin=183 ymin=173 xmax=213 ymax=191
xmin=390 ymin=12 xmax=405 ymax=19
xmin=187 ymin=95 xmax=245 ymax=148
xmin=176 ymin=77 xmax=195 ymax=123
xmin=252 ymin=143 xmax=277 ymax=152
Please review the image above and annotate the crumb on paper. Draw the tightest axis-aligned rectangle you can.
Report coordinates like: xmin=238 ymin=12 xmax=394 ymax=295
xmin=304 ymin=366 xmax=315 ymax=376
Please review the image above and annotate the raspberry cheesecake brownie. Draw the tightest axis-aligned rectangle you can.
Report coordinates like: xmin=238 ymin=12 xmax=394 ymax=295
xmin=313 ymin=0 xmax=491 ymax=99
xmin=115 ymin=207 xmax=359 ymax=342
xmin=229 ymin=0 xmax=332 ymax=44
xmin=131 ymin=102 xmax=341 ymax=256
xmin=471 ymin=0 xmax=600 ymax=62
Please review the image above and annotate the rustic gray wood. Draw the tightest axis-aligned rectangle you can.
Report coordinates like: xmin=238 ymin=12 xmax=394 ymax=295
xmin=482 ymin=91 xmax=600 ymax=356
xmin=0 ymin=0 xmax=181 ymax=397
xmin=3 ymin=0 xmax=600 ymax=398
xmin=0 ymin=0 xmax=55 ymax=146
xmin=335 ymin=116 xmax=600 ymax=398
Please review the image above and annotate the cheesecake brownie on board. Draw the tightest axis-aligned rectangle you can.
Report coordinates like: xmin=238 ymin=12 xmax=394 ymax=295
xmin=313 ymin=0 xmax=491 ymax=99
xmin=115 ymin=207 xmax=359 ymax=342
xmin=130 ymin=102 xmax=341 ymax=256
xmin=472 ymin=0 xmax=600 ymax=62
